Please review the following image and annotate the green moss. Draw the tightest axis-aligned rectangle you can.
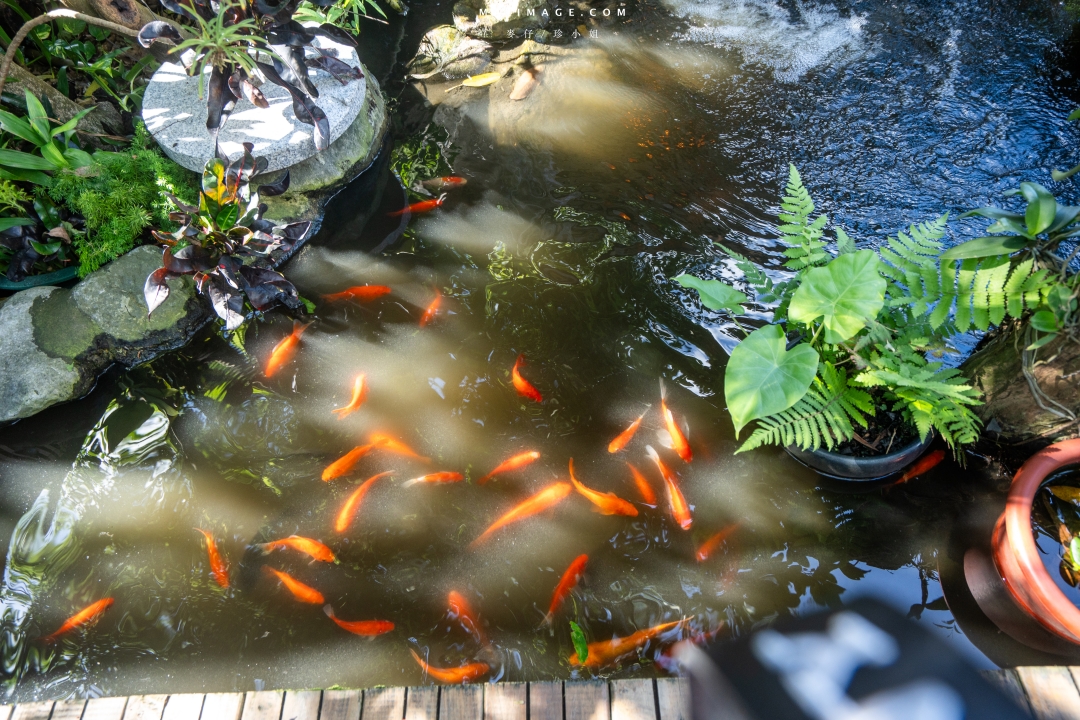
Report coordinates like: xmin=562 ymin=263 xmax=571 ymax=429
xmin=45 ymin=123 xmax=200 ymax=277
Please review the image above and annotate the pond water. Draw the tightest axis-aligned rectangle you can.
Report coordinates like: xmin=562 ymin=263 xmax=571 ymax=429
xmin=1 ymin=0 xmax=1079 ymax=702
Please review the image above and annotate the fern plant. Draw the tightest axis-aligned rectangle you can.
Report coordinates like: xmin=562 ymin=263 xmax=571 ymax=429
xmin=675 ymin=164 xmax=995 ymax=457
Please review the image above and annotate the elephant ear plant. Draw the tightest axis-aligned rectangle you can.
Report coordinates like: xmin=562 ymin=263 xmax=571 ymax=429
xmin=138 ymin=0 xmax=364 ymax=151
xmin=675 ymin=165 xmax=1055 ymax=457
xmin=144 ymin=144 xmax=307 ymax=330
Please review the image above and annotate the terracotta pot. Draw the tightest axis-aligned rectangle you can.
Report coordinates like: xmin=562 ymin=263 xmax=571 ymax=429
xmin=970 ymin=439 xmax=1080 ymax=655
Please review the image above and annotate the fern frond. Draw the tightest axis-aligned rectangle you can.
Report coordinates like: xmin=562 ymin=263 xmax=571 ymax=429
xmin=778 ymin=165 xmax=830 ymax=270
xmin=880 ymin=215 xmax=1054 ymax=332
xmin=737 ymin=364 xmax=871 ymax=453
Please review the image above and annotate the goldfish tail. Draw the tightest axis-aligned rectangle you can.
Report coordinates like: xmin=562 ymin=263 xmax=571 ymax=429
xmin=323 ymin=604 xmax=335 ymax=619
xmin=477 ymin=475 xmax=491 ymax=485
xmin=294 ymin=321 xmax=313 ymax=338
xmin=659 ymin=378 xmax=667 ymax=401
xmin=540 ymin=612 xmax=554 ymax=628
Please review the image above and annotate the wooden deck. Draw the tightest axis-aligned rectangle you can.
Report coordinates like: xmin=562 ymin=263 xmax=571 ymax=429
xmin=3 ymin=670 xmax=1080 ymax=720
xmin=0 ymin=679 xmax=690 ymax=720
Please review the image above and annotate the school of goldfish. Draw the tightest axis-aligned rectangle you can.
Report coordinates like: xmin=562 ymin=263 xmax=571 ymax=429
xmin=36 ymin=181 xmax=747 ymax=683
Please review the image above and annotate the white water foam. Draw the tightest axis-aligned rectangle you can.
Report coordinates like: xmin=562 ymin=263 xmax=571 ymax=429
xmin=669 ymin=0 xmax=867 ymax=83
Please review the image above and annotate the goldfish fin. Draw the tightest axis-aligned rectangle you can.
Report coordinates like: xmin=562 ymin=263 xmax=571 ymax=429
xmin=659 ymin=378 xmax=667 ymax=401
xmin=323 ymin=604 xmax=335 ymax=619
xmin=645 ymin=445 xmax=659 ymax=462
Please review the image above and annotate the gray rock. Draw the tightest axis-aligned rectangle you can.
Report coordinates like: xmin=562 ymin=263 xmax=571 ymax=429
xmin=0 ymin=288 xmax=82 ymax=423
xmin=142 ymin=36 xmax=367 ymax=174
xmin=0 ymin=247 xmax=209 ymax=424
xmin=452 ymin=0 xmax=550 ymax=40
xmin=407 ymin=26 xmax=494 ymax=80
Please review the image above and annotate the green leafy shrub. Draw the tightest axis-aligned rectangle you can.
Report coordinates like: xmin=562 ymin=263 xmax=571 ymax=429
xmin=676 ymin=165 xmax=1008 ymax=456
xmin=45 ymin=123 xmax=199 ymax=276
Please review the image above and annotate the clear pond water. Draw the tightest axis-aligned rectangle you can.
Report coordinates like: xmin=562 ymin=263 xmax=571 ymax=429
xmin=1 ymin=0 xmax=1079 ymax=701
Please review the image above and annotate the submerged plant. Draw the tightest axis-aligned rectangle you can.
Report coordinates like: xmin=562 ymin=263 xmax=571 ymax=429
xmin=138 ymin=0 xmax=365 ymax=150
xmin=144 ymin=144 xmax=308 ymax=330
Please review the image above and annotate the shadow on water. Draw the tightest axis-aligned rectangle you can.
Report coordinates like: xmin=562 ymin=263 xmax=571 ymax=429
xmin=1 ymin=0 xmax=1079 ymax=701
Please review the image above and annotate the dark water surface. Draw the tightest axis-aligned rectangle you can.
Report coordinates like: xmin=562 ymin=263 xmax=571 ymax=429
xmin=1 ymin=0 xmax=1078 ymax=701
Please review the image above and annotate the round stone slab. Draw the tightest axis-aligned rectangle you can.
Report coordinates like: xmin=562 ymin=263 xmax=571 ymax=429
xmin=142 ymin=37 xmax=366 ymax=174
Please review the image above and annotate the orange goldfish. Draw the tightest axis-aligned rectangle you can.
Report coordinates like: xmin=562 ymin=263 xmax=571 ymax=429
xmin=544 ymin=554 xmax=587 ymax=625
xmin=892 ymin=449 xmax=946 ymax=487
xmin=626 ymin=462 xmax=657 ymax=506
xmin=403 ymin=471 xmax=464 ymax=487
xmin=448 ymin=590 xmax=488 ymax=645
xmin=262 ymin=535 xmax=336 ymax=563
xmin=471 ymin=482 xmax=572 ymax=547
xmin=389 ymin=194 xmax=447 ymax=217
xmin=511 ymin=354 xmax=543 ymax=402
xmin=478 ymin=450 xmax=540 ymax=484
xmin=696 ymin=523 xmax=740 ymax=562
xmin=195 ymin=528 xmax=230 ymax=588
xmin=265 ymin=321 xmax=311 ymax=378
xmin=265 ymin=567 xmax=325 ymax=604
xmin=422 ymin=176 xmax=468 ymax=192
xmin=659 ymin=380 xmax=692 ymax=463
xmin=322 ymin=444 xmax=376 ymax=482
xmin=334 ymin=471 xmax=393 ymax=533
xmin=646 ymin=446 xmax=692 ymax=530
xmin=568 ymin=459 xmax=638 ymax=517
xmin=332 ymin=374 xmax=368 ymax=419
xmin=42 ymin=598 xmax=114 ymax=641
xmin=370 ymin=433 xmax=430 ymax=462
xmin=420 ymin=289 xmax=442 ymax=327
xmin=323 ymin=605 xmax=394 ymax=636
xmin=322 ymin=285 xmax=392 ymax=303
xmin=608 ymin=410 xmax=647 ymax=453
xmin=569 ymin=618 xmax=688 ymax=669
xmin=409 ymin=649 xmax=489 ymax=684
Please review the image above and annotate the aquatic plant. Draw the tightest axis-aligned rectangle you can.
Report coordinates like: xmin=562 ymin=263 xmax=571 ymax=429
xmin=677 ymin=165 xmax=1014 ymax=455
xmin=138 ymin=0 xmax=364 ymax=151
xmin=144 ymin=144 xmax=308 ymax=331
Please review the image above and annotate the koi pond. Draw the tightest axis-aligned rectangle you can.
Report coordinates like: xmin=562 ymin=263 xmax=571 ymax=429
xmin=1 ymin=0 xmax=1079 ymax=702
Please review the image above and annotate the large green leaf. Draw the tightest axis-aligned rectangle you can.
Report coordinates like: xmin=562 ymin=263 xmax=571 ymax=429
xmin=674 ymin=274 xmax=747 ymax=314
xmin=788 ymin=249 xmax=886 ymax=343
xmin=23 ymin=90 xmax=52 ymax=147
xmin=940 ymin=236 xmax=1028 ymax=260
xmin=724 ymin=325 xmax=819 ymax=437
xmin=0 ymin=148 xmax=57 ymax=171
xmin=1020 ymin=182 xmax=1057 ymax=236
xmin=0 ymin=109 xmax=45 ymax=146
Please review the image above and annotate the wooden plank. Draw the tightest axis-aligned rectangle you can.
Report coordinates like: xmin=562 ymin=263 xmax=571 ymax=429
xmin=529 ymin=682 xmax=563 ymax=720
xmin=123 ymin=695 xmax=168 ymax=720
xmin=484 ymin=683 xmax=526 ymax=720
xmin=984 ymin=669 xmax=1032 ymax=715
xmin=565 ymin=682 xmax=608 ymax=720
xmin=360 ymin=688 xmax=405 ymax=720
xmin=439 ymin=686 xmax=481 ymax=720
xmin=161 ymin=694 xmax=205 ymax=720
xmin=280 ymin=690 xmax=321 ymax=720
xmin=320 ymin=690 xmax=361 ymax=720
xmin=239 ymin=692 xmax=283 ymax=720
xmin=201 ymin=694 xmax=244 ymax=720
xmin=403 ymin=687 xmax=438 ymax=720
xmin=11 ymin=702 xmax=55 ymax=720
xmin=1018 ymin=666 xmax=1080 ymax=720
xmin=84 ymin=697 xmax=129 ymax=720
xmin=50 ymin=700 xmax=87 ymax=720
xmin=610 ymin=680 xmax=655 ymax=720
xmin=655 ymin=679 xmax=688 ymax=720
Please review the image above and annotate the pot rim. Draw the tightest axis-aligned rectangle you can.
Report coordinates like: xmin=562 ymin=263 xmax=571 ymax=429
xmin=995 ymin=438 xmax=1080 ymax=645
xmin=784 ymin=433 xmax=932 ymax=481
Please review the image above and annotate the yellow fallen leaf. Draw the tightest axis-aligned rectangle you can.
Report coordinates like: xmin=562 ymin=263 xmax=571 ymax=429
xmin=1050 ymin=485 xmax=1080 ymax=504
xmin=462 ymin=72 xmax=502 ymax=87
xmin=577 ymin=24 xmax=588 ymax=36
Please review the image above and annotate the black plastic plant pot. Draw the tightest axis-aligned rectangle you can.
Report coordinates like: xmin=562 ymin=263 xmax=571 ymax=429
xmin=784 ymin=434 xmax=933 ymax=481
